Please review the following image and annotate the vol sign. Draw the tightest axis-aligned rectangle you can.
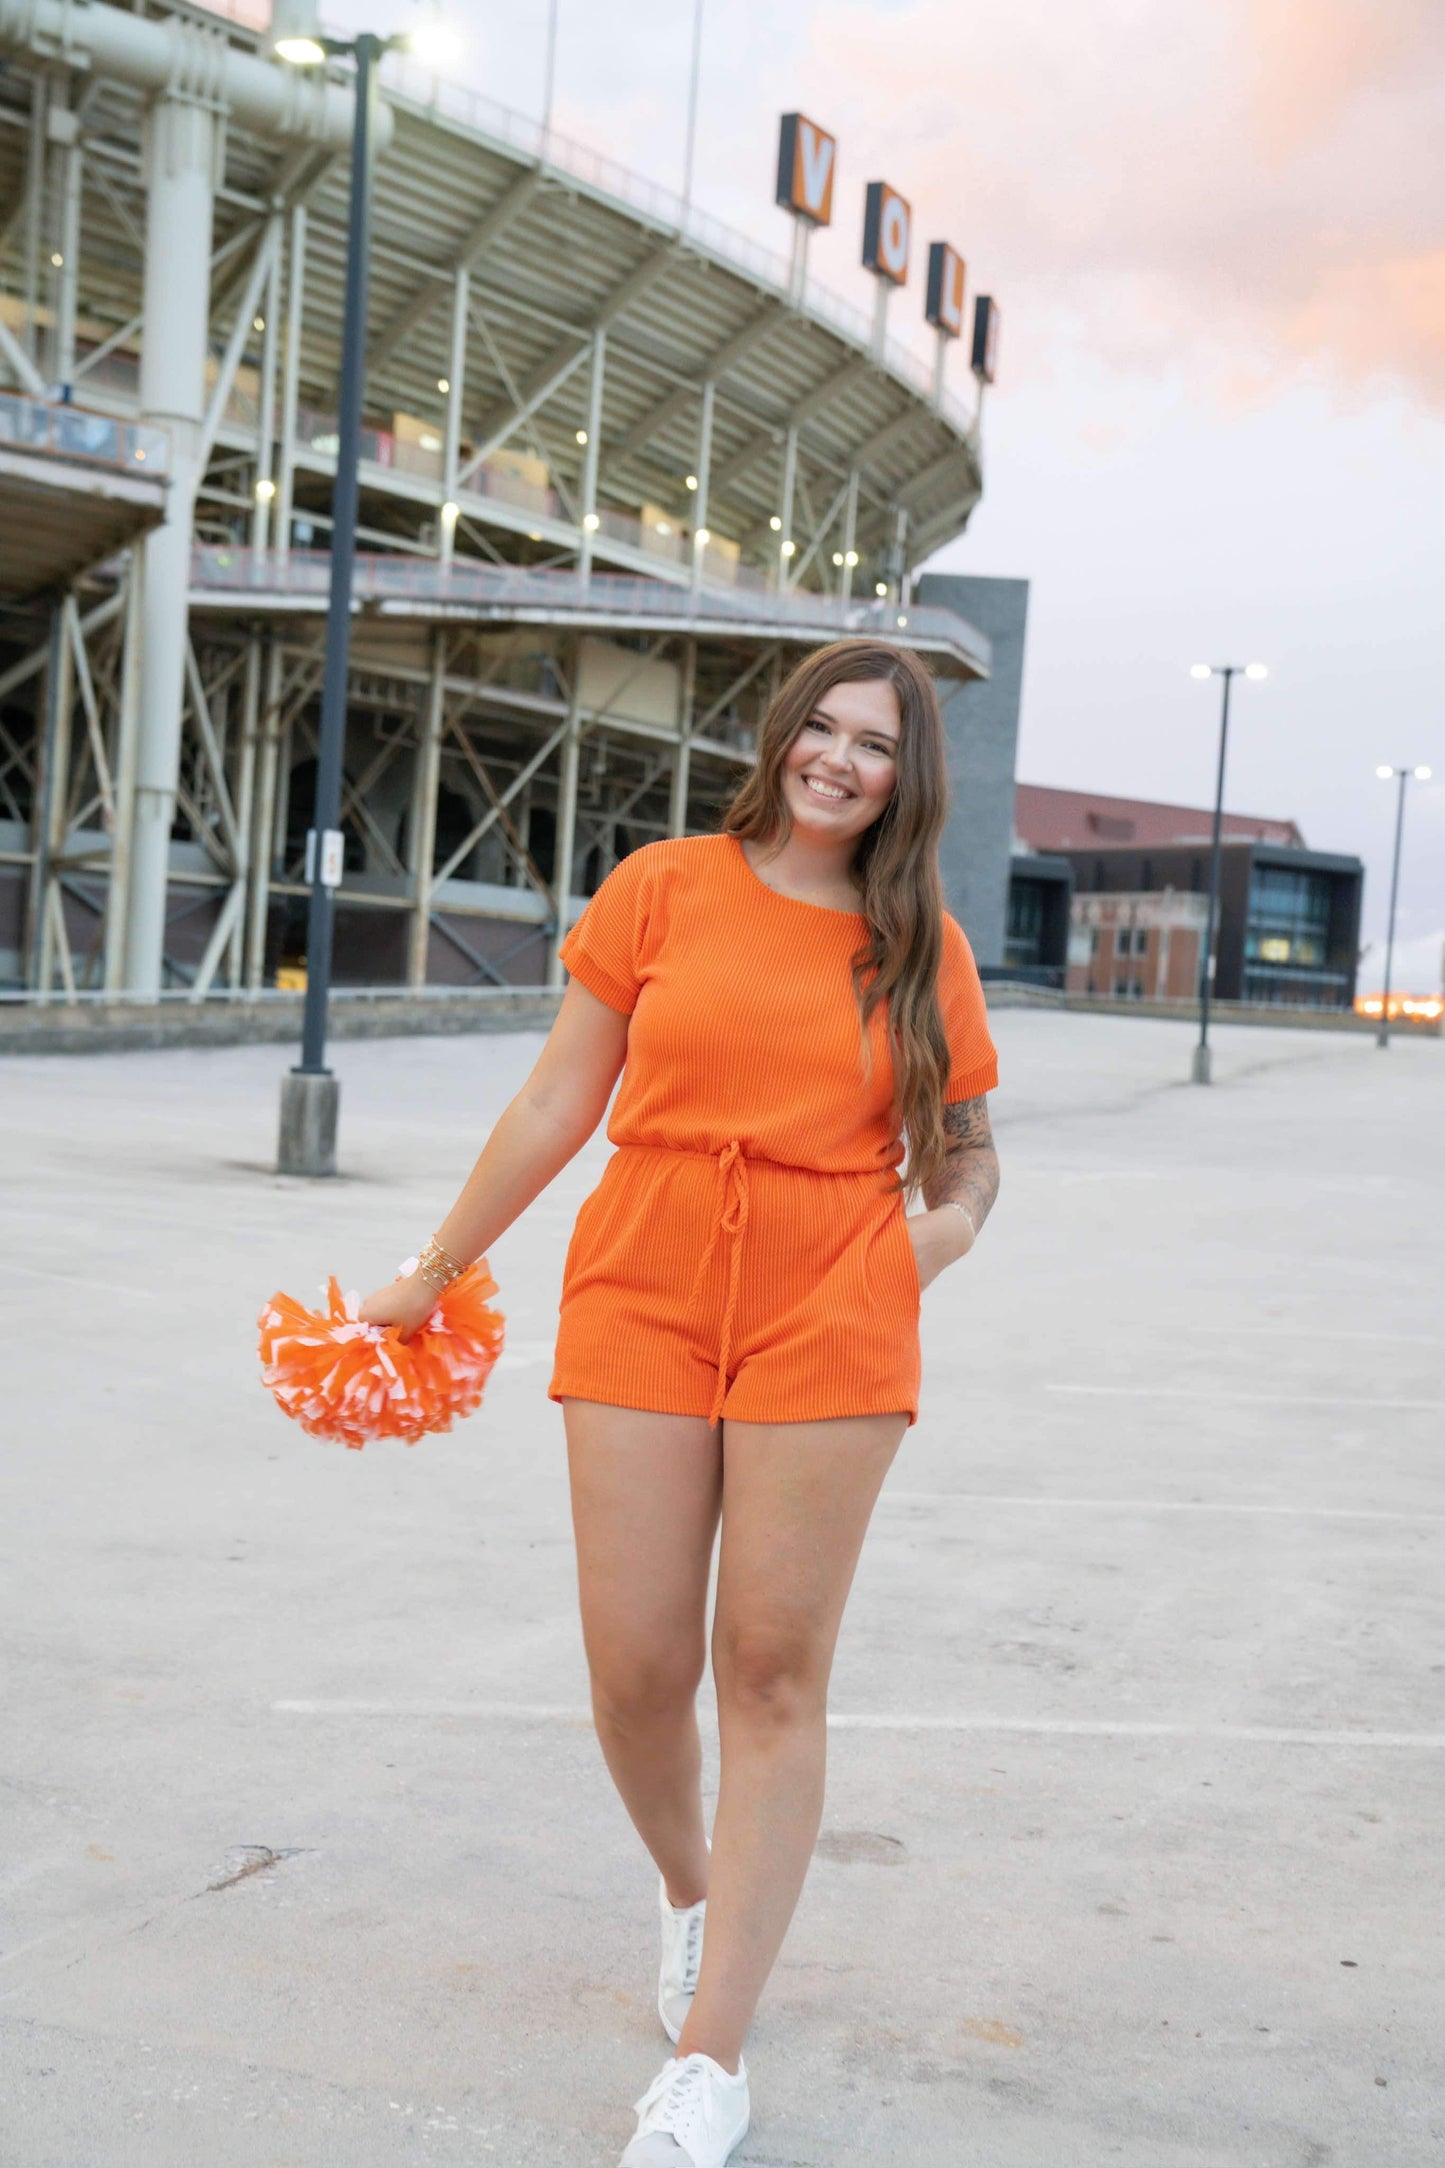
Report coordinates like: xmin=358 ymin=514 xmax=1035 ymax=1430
xmin=863 ymin=181 xmax=911 ymax=286
xmin=776 ymin=113 xmax=837 ymax=228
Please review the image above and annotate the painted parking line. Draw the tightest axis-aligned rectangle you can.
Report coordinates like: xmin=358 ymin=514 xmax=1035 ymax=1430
xmin=880 ymin=1493 xmax=1445 ymax=1523
xmin=269 ymin=1702 xmax=1445 ymax=1748
xmin=1045 ymin=1384 xmax=1444 ymax=1411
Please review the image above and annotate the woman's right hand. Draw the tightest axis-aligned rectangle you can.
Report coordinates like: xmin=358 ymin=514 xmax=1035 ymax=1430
xmin=358 ymin=1272 xmax=441 ymax=1341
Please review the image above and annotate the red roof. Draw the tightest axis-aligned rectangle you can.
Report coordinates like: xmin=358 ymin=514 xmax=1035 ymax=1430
xmin=1015 ymin=784 xmax=1304 ymax=853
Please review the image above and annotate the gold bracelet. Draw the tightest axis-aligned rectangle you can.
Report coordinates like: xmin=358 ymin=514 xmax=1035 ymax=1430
xmin=413 ymin=1234 xmax=469 ymax=1293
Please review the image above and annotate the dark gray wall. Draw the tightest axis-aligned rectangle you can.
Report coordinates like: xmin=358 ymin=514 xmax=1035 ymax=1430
xmin=915 ymin=573 xmax=1030 ymax=968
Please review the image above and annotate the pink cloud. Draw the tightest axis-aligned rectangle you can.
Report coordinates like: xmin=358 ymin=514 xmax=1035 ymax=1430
xmin=793 ymin=0 xmax=1445 ymax=404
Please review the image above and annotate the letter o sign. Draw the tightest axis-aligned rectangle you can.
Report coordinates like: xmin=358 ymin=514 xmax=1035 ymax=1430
xmin=863 ymin=182 xmax=912 ymax=288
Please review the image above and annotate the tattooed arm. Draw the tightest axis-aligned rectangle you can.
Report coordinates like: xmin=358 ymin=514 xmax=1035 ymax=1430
xmin=908 ymin=1094 xmax=1000 ymax=1291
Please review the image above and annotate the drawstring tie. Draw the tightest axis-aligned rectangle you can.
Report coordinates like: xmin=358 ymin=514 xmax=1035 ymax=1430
xmin=685 ymin=1138 xmax=750 ymax=1426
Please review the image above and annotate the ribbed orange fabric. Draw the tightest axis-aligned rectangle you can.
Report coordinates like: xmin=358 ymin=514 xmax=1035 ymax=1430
xmin=546 ymin=833 xmax=998 ymax=1428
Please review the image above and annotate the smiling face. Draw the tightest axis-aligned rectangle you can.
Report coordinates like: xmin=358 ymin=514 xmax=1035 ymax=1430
xmin=779 ymin=676 xmax=903 ymax=843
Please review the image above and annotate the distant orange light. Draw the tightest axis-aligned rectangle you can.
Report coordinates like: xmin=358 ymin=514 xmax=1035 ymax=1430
xmin=1354 ymin=992 xmax=1443 ymax=1022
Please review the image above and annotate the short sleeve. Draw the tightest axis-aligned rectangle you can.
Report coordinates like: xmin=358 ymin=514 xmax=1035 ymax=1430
xmin=558 ymin=846 xmax=653 ymax=1014
xmin=939 ymin=912 xmax=999 ymax=1099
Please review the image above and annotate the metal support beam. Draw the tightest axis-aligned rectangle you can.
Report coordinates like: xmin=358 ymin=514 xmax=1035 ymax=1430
xmin=363 ymin=166 xmax=543 ymax=382
xmin=468 ymin=240 xmax=678 ymax=471
xmin=26 ymin=605 xmax=70 ymax=993
xmin=839 ymin=466 xmax=859 ymax=601
xmin=776 ymin=425 xmax=798 ymax=590
xmin=251 ymin=217 xmax=282 ymax=553
xmin=688 ymin=381 xmax=715 ymax=605
xmin=547 ymin=648 xmax=583 ymax=987
xmin=669 ymin=639 xmax=697 ymax=838
xmin=438 ymin=267 xmax=468 ymax=568
xmin=577 ymin=330 xmax=606 ymax=590
xmin=407 ymin=633 xmax=447 ymax=985
xmin=274 ymin=203 xmax=306 ymax=562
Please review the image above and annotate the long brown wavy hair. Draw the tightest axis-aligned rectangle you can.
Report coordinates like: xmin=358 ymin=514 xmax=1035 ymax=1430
xmin=720 ymin=638 xmax=953 ymax=1204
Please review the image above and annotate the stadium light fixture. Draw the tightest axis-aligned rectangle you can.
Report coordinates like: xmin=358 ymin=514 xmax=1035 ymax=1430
xmin=831 ymin=551 xmax=844 ymax=567
xmin=781 ymin=538 xmax=796 ymax=557
xmin=437 ymin=375 xmax=449 ymax=393
xmin=1374 ymin=762 xmax=1433 ymax=1049
xmin=875 ymin=581 xmax=888 ymax=597
xmin=845 ymin=549 xmax=859 ymax=568
xmin=255 ymin=477 xmax=277 ymax=502
xmin=768 ymin=515 xmax=782 ymax=532
xmin=575 ymin=428 xmax=588 ymax=445
xmin=685 ymin=474 xmax=699 ymax=490
xmin=1188 ymin=661 xmax=1269 ymax=1085
xmin=582 ymin=511 xmax=600 ymax=531
xmin=695 ymin=527 xmax=711 ymax=546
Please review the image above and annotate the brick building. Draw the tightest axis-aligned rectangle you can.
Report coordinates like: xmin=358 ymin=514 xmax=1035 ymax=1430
xmin=1010 ymin=786 xmax=1365 ymax=1010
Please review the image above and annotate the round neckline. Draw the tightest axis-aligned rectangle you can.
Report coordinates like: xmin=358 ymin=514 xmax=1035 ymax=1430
xmin=727 ymin=831 xmax=867 ymax=920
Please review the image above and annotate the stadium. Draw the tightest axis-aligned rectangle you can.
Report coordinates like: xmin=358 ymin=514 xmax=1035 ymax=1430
xmin=0 ymin=0 xmax=995 ymax=1004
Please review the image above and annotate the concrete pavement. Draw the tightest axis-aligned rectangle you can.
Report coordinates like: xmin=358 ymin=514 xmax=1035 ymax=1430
xmin=1 ymin=1011 xmax=1441 ymax=2165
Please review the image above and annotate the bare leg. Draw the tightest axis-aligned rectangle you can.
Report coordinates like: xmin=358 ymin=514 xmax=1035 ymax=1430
xmin=675 ymin=1410 xmax=908 ymax=2075
xmin=563 ymin=1399 xmax=722 ymax=1910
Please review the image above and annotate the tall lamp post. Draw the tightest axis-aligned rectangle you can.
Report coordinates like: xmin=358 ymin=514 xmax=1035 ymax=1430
xmin=1373 ymin=763 xmax=1432 ymax=1050
xmin=1188 ymin=660 xmax=1268 ymax=1085
xmin=273 ymin=16 xmax=458 ymax=1177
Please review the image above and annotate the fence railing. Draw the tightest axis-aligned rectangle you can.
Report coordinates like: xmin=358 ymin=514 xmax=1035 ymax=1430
xmin=190 ymin=546 xmax=991 ymax=667
xmin=0 ymin=388 xmax=169 ymax=477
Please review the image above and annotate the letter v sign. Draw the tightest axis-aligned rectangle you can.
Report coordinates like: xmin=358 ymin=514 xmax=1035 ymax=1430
xmin=797 ymin=121 xmax=835 ymax=223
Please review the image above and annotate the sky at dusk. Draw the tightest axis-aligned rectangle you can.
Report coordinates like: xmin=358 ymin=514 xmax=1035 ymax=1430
xmin=323 ymin=0 xmax=1444 ymax=966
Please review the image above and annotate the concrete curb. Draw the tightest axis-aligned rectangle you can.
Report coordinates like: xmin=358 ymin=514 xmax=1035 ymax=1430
xmin=0 ymin=989 xmax=563 ymax=1057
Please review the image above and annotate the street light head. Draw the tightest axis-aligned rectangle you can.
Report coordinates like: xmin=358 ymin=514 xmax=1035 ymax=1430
xmin=399 ymin=21 xmax=462 ymax=67
xmin=1190 ymin=663 xmax=1212 ymax=680
xmin=1245 ymin=662 xmax=1268 ymax=681
xmin=274 ymin=34 xmax=326 ymax=64
xmin=1416 ymin=766 xmax=1433 ymax=781
xmin=1376 ymin=765 xmax=1394 ymax=780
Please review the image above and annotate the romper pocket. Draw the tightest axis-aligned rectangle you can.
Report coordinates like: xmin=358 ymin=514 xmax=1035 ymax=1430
xmin=868 ymin=1201 xmax=921 ymax=1317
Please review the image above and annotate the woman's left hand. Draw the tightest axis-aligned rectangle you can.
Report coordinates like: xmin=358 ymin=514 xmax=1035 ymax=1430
xmin=906 ymin=1205 xmax=975 ymax=1294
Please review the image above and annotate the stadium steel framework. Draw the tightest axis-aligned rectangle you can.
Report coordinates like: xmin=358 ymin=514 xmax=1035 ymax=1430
xmin=0 ymin=0 xmax=992 ymax=1003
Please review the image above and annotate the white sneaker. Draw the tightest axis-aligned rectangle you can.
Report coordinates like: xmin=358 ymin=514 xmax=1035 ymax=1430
xmin=619 ymin=2051 xmax=750 ymax=2167
xmin=658 ymin=1838 xmax=710 ymax=2044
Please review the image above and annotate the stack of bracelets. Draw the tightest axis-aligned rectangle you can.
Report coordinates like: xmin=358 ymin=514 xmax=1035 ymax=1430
xmin=399 ymin=1233 xmax=471 ymax=1295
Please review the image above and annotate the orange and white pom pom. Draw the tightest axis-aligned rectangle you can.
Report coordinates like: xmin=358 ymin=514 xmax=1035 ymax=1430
xmin=257 ymin=1262 xmax=506 ymax=1448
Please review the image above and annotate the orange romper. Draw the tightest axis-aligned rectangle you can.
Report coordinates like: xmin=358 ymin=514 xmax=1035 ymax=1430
xmin=546 ymin=832 xmax=998 ymax=1429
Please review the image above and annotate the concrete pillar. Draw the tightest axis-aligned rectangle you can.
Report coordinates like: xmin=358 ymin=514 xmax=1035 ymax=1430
xmin=121 ymin=89 xmax=218 ymax=995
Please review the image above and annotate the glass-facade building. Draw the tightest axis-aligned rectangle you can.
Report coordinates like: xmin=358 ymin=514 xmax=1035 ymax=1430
xmin=1054 ymin=841 xmax=1363 ymax=1010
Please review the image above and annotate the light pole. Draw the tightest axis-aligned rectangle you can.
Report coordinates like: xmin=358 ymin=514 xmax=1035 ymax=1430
xmin=1188 ymin=660 xmax=1268 ymax=1085
xmin=1373 ymin=763 xmax=1432 ymax=1049
xmin=273 ymin=16 xmax=458 ymax=1176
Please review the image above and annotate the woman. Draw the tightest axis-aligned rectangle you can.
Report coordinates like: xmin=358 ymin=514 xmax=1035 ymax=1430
xmin=360 ymin=638 xmax=1000 ymax=2166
